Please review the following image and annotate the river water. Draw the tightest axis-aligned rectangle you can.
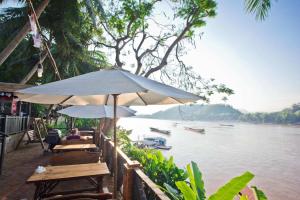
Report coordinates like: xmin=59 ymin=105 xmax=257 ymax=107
xmin=118 ymin=118 xmax=300 ymax=200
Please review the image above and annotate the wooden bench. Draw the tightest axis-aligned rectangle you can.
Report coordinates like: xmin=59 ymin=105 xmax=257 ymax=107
xmin=27 ymin=163 xmax=110 ymax=200
xmin=50 ymin=151 xmax=100 ymax=166
xmin=53 ymin=144 xmax=97 ymax=152
xmin=43 ymin=192 xmax=113 ymax=200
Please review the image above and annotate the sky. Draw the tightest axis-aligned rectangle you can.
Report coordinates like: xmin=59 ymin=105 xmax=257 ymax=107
xmin=136 ymin=0 xmax=300 ymax=114
xmin=1 ymin=0 xmax=299 ymax=114
xmin=183 ymin=0 xmax=300 ymax=112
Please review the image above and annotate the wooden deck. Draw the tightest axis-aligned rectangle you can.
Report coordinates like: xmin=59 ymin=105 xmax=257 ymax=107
xmin=0 ymin=134 xmax=171 ymax=200
xmin=0 ymin=143 xmax=114 ymax=199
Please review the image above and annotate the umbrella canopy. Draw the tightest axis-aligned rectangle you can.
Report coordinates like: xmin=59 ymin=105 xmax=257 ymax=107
xmin=16 ymin=69 xmax=200 ymax=105
xmin=57 ymin=105 xmax=136 ymax=119
xmin=16 ymin=69 xmax=201 ymax=198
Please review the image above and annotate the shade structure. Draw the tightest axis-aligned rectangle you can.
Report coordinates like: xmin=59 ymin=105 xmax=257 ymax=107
xmin=57 ymin=105 xmax=136 ymax=119
xmin=16 ymin=69 xmax=201 ymax=198
xmin=16 ymin=69 xmax=200 ymax=105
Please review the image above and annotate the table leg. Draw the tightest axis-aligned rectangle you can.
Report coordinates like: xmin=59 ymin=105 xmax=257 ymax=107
xmin=34 ymin=182 xmax=46 ymax=200
xmin=96 ymin=177 xmax=103 ymax=193
xmin=33 ymin=181 xmax=59 ymax=200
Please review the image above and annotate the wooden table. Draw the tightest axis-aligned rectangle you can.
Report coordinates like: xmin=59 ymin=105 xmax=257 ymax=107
xmin=27 ymin=163 xmax=110 ymax=200
xmin=53 ymin=144 xmax=97 ymax=152
xmin=79 ymin=130 xmax=96 ymax=143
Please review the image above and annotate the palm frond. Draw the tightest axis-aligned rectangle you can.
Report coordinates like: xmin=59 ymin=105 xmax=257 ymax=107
xmin=244 ymin=0 xmax=272 ymax=20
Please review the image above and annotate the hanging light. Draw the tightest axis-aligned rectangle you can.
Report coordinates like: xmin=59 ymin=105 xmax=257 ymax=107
xmin=37 ymin=63 xmax=43 ymax=78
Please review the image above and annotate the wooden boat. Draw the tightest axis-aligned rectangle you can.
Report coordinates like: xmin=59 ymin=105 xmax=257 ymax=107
xmin=184 ymin=127 xmax=205 ymax=134
xmin=155 ymin=145 xmax=172 ymax=150
xmin=138 ymin=137 xmax=172 ymax=150
xmin=150 ymin=127 xmax=171 ymax=135
xmin=220 ymin=124 xmax=234 ymax=127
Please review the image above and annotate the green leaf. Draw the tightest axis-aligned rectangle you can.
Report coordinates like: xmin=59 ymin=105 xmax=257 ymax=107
xmin=208 ymin=171 xmax=254 ymax=200
xmin=176 ymin=181 xmax=197 ymax=200
xmin=163 ymin=183 xmax=181 ymax=200
xmin=240 ymin=195 xmax=249 ymax=200
xmin=191 ymin=161 xmax=206 ymax=200
xmin=252 ymin=186 xmax=268 ymax=200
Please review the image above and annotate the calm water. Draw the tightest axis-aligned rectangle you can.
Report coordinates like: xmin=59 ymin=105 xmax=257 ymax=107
xmin=118 ymin=118 xmax=300 ymax=200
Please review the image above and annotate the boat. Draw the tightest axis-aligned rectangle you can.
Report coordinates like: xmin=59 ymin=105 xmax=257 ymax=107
xmin=137 ymin=137 xmax=172 ymax=150
xmin=220 ymin=124 xmax=234 ymax=127
xmin=184 ymin=127 xmax=205 ymax=134
xmin=150 ymin=127 xmax=171 ymax=135
xmin=172 ymin=122 xmax=179 ymax=127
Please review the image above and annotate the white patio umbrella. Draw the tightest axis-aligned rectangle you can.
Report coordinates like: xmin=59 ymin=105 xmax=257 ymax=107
xmin=57 ymin=105 xmax=136 ymax=119
xmin=16 ymin=69 xmax=201 ymax=198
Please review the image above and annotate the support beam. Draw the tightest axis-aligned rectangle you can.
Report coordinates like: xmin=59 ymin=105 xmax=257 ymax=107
xmin=0 ymin=0 xmax=50 ymax=66
xmin=20 ymin=53 xmax=47 ymax=84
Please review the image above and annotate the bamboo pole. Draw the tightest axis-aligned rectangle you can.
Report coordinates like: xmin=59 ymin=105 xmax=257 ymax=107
xmin=27 ymin=0 xmax=61 ymax=80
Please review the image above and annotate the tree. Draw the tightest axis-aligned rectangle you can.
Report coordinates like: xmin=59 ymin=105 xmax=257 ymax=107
xmin=0 ymin=0 xmax=273 ymax=98
xmin=0 ymin=0 xmax=108 ymax=83
xmin=92 ymin=0 xmax=234 ymax=100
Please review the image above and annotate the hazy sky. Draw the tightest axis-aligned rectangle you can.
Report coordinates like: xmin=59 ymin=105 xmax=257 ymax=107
xmin=1 ymin=0 xmax=299 ymax=114
xmin=135 ymin=1 xmax=300 ymax=114
xmin=183 ymin=0 xmax=300 ymax=112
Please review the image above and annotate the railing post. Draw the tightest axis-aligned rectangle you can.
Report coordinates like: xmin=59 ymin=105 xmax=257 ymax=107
xmin=4 ymin=116 xmax=8 ymax=135
xmin=103 ymin=138 xmax=111 ymax=163
xmin=0 ymin=133 xmax=7 ymax=175
xmin=123 ymin=161 xmax=141 ymax=200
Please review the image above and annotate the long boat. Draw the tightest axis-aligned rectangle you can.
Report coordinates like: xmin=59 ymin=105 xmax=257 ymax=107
xmin=184 ymin=127 xmax=205 ymax=134
xmin=220 ymin=124 xmax=234 ymax=127
xmin=150 ymin=127 xmax=171 ymax=135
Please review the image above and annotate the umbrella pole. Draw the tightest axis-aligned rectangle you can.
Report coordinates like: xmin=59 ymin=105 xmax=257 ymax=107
xmin=113 ymin=94 xmax=119 ymax=199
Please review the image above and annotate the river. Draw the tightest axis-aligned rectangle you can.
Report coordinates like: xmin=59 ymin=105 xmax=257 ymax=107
xmin=118 ymin=118 xmax=300 ymax=200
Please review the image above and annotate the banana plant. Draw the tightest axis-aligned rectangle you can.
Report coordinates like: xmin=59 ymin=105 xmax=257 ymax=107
xmin=208 ymin=171 xmax=254 ymax=200
xmin=164 ymin=161 xmax=267 ymax=200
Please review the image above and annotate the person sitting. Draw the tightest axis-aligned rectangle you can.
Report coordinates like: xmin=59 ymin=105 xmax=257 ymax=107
xmin=66 ymin=128 xmax=80 ymax=140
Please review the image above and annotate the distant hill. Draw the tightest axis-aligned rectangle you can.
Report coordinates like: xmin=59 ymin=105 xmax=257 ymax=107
xmin=138 ymin=103 xmax=300 ymax=124
xmin=139 ymin=104 xmax=242 ymax=121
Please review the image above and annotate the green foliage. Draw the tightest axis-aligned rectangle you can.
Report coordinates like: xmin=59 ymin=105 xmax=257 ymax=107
xmin=252 ymin=186 xmax=268 ymax=200
xmin=164 ymin=163 xmax=260 ymax=200
xmin=244 ymin=0 xmax=272 ymax=20
xmin=0 ymin=0 xmax=109 ymax=83
xmin=174 ymin=161 xmax=206 ymax=200
xmin=30 ymin=104 xmax=47 ymax=117
xmin=208 ymin=171 xmax=254 ymax=200
xmin=123 ymin=143 xmax=187 ymax=189
xmin=239 ymin=103 xmax=300 ymax=124
xmin=52 ymin=120 xmax=68 ymax=136
xmin=74 ymin=118 xmax=99 ymax=129
xmin=107 ymin=127 xmax=132 ymax=146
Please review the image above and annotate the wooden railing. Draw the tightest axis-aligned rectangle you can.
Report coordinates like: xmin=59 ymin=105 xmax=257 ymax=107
xmin=99 ymin=133 xmax=170 ymax=200
xmin=0 ymin=116 xmax=30 ymax=135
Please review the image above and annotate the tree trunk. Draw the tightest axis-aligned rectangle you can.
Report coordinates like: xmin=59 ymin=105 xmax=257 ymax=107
xmin=0 ymin=0 xmax=50 ymax=65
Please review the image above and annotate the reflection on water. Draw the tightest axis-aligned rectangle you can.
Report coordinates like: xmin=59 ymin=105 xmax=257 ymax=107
xmin=118 ymin=118 xmax=300 ymax=200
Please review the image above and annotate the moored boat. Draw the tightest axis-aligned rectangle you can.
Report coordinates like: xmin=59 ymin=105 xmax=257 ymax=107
xmin=220 ymin=124 xmax=234 ymax=127
xmin=136 ymin=137 xmax=172 ymax=150
xmin=184 ymin=127 xmax=205 ymax=134
xmin=150 ymin=127 xmax=171 ymax=135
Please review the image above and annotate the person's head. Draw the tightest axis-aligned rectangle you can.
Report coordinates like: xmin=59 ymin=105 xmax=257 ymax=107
xmin=70 ymin=128 xmax=78 ymax=135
